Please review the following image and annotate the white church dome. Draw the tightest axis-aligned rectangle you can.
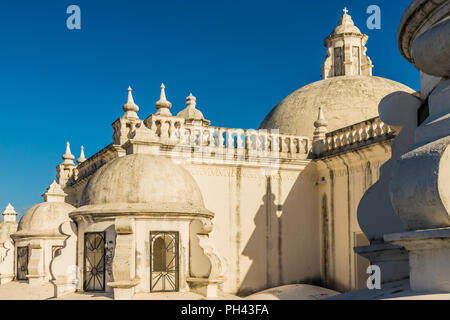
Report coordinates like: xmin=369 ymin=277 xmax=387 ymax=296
xmin=259 ymin=75 xmax=415 ymax=138
xmin=16 ymin=202 xmax=74 ymax=237
xmin=260 ymin=9 xmax=416 ymax=138
xmin=14 ymin=181 xmax=75 ymax=237
xmin=76 ymin=154 xmax=212 ymax=216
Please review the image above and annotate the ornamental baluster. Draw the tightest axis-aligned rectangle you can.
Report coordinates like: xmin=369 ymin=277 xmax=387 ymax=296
xmin=225 ymin=130 xmax=233 ymax=149
xmin=281 ymin=137 xmax=289 ymax=154
xmin=259 ymin=131 xmax=268 ymax=154
xmin=236 ymin=130 xmax=244 ymax=149
xmin=375 ymin=120 xmax=383 ymax=137
xmin=218 ymin=128 xmax=225 ymax=148
xmin=289 ymin=137 xmax=296 ymax=156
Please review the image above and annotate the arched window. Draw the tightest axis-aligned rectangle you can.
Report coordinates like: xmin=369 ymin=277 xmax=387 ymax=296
xmin=153 ymin=237 xmax=166 ymax=272
xmin=150 ymin=232 xmax=179 ymax=292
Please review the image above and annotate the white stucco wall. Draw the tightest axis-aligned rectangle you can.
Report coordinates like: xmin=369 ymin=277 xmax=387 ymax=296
xmin=315 ymin=142 xmax=391 ymax=292
xmin=185 ymin=162 xmax=321 ymax=295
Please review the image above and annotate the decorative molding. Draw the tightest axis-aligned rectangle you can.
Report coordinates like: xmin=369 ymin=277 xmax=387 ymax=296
xmin=398 ymin=0 xmax=450 ymax=63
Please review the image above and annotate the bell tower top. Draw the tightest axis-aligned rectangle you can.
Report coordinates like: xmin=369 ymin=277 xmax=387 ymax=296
xmin=321 ymin=8 xmax=373 ymax=79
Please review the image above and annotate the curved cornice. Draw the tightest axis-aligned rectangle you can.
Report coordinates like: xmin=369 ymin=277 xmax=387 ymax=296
xmin=398 ymin=0 xmax=450 ymax=63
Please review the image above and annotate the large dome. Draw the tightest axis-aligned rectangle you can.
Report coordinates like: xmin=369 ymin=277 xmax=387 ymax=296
xmin=15 ymin=202 xmax=74 ymax=237
xmin=76 ymin=154 xmax=211 ymax=216
xmin=259 ymin=76 xmax=415 ymax=138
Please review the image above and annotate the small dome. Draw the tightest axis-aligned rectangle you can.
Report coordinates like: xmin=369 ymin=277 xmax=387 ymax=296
xmin=176 ymin=93 xmax=210 ymax=126
xmin=177 ymin=107 xmax=206 ymax=121
xmin=15 ymin=202 xmax=74 ymax=237
xmin=77 ymin=154 xmax=211 ymax=216
xmin=259 ymin=76 xmax=415 ymax=138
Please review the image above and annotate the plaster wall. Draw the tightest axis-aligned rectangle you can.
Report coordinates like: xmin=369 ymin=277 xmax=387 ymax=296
xmin=14 ymin=238 xmax=65 ymax=282
xmin=65 ymin=141 xmax=393 ymax=296
xmin=185 ymin=162 xmax=321 ymax=296
xmin=77 ymin=218 xmax=192 ymax=295
xmin=316 ymin=143 xmax=391 ymax=292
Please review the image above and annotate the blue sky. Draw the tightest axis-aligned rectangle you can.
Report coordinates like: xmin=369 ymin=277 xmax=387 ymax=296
xmin=0 ymin=0 xmax=419 ymax=218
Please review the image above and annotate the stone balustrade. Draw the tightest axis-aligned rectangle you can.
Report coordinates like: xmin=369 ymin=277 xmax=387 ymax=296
xmin=142 ymin=118 xmax=310 ymax=160
xmin=319 ymin=116 xmax=396 ymax=157
xmin=70 ymin=122 xmax=310 ymax=190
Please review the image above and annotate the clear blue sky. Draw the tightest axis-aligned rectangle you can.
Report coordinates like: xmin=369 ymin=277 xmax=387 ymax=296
xmin=0 ymin=0 xmax=419 ymax=218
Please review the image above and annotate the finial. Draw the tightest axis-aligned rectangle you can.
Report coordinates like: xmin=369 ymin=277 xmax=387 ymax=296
xmin=155 ymin=83 xmax=172 ymax=116
xmin=313 ymin=107 xmax=328 ymax=155
xmin=159 ymin=83 xmax=167 ymax=101
xmin=57 ymin=141 xmax=76 ymax=185
xmin=62 ymin=141 xmax=75 ymax=163
xmin=77 ymin=146 xmax=86 ymax=164
xmin=42 ymin=180 xmax=67 ymax=203
xmin=2 ymin=203 xmax=18 ymax=222
xmin=314 ymin=107 xmax=328 ymax=129
xmin=339 ymin=7 xmax=357 ymax=29
xmin=3 ymin=203 xmax=17 ymax=215
xmin=122 ymin=86 xmax=139 ymax=118
xmin=176 ymin=92 xmax=210 ymax=125
xmin=186 ymin=93 xmax=197 ymax=109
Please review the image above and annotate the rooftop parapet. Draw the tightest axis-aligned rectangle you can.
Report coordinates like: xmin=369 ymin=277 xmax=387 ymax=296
xmin=315 ymin=116 xmax=396 ymax=158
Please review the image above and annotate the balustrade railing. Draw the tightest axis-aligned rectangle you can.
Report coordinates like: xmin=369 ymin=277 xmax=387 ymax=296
xmin=143 ymin=120 xmax=310 ymax=160
xmin=323 ymin=117 xmax=395 ymax=154
xmin=73 ymin=118 xmax=311 ymax=187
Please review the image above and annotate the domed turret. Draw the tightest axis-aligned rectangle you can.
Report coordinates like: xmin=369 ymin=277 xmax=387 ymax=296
xmin=14 ymin=181 xmax=75 ymax=237
xmin=74 ymin=153 xmax=212 ymax=217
